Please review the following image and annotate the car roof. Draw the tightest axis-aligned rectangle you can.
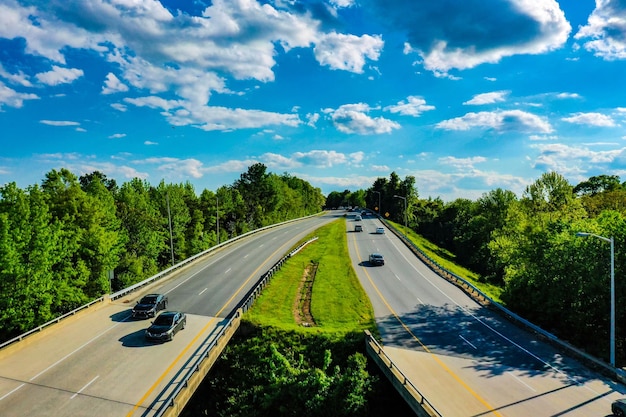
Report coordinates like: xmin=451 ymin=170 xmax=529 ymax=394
xmin=370 ymin=253 xmax=383 ymax=257
xmin=158 ymin=311 xmax=181 ymax=317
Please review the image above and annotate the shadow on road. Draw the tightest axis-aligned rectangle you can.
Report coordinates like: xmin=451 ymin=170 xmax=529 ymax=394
xmin=119 ymin=328 xmax=155 ymax=347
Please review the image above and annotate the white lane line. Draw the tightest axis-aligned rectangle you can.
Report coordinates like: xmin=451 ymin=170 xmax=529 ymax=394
xmin=29 ymin=319 xmax=128 ymax=382
xmin=384 ymin=235 xmax=593 ymax=389
xmin=71 ymin=375 xmax=99 ymax=399
xmin=506 ymin=372 xmax=536 ymax=392
xmin=0 ymin=384 xmax=25 ymax=401
xmin=224 ymin=268 xmax=231 ymax=274
xmin=393 ymin=273 xmax=401 ymax=281
xmin=198 ymin=288 xmax=208 ymax=296
xmin=460 ymin=335 xmax=477 ymax=349
xmin=244 ymin=254 xmax=249 ymax=259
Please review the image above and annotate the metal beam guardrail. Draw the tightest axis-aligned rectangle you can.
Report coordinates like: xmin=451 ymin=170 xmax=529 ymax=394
xmin=365 ymin=330 xmax=441 ymax=417
xmin=382 ymin=218 xmax=626 ymax=383
xmin=151 ymin=235 xmax=320 ymax=417
xmin=0 ymin=213 xmax=321 ymax=352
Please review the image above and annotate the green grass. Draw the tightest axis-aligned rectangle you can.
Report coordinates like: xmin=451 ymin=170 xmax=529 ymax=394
xmin=390 ymin=221 xmax=504 ymax=303
xmin=245 ymin=218 xmax=377 ymax=333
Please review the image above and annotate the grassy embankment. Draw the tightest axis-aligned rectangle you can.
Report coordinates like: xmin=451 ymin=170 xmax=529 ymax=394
xmin=390 ymin=220 xmax=504 ymax=303
xmin=181 ymin=218 xmax=414 ymax=417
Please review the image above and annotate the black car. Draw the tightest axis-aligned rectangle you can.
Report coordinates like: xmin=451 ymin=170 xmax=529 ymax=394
xmin=612 ymin=399 xmax=626 ymax=417
xmin=145 ymin=311 xmax=186 ymax=342
xmin=132 ymin=293 xmax=168 ymax=319
xmin=369 ymin=253 xmax=384 ymax=266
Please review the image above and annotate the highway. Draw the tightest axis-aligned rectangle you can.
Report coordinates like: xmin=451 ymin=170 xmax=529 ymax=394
xmin=0 ymin=213 xmax=336 ymax=417
xmin=347 ymin=212 xmax=626 ymax=417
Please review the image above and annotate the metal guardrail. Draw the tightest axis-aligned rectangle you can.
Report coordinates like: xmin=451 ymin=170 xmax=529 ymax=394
xmin=383 ymin=219 xmax=626 ymax=382
xmin=152 ymin=236 xmax=319 ymax=417
xmin=0 ymin=297 xmax=106 ymax=350
xmin=0 ymin=213 xmax=321 ymax=352
xmin=365 ymin=331 xmax=442 ymax=417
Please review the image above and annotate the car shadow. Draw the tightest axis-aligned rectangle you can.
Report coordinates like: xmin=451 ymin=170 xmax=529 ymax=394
xmin=119 ymin=329 xmax=157 ymax=347
xmin=110 ymin=309 xmax=133 ymax=322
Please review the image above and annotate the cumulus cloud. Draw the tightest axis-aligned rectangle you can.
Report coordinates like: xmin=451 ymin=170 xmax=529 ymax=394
xmin=464 ymin=91 xmax=509 ymax=105
xmin=575 ymin=0 xmax=626 ymax=59
xmin=314 ymin=32 xmax=383 ymax=73
xmin=531 ymin=143 xmax=626 ymax=175
xmin=561 ymin=112 xmax=617 ymax=127
xmin=369 ymin=0 xmax=570 ymax=75
xmin=35 ymin=66 xmax=84 ymax=86
xmin=436 ymin=110 xmax=553 ymax=133
xmin=438 ymin=156 xmax=488 ymax=169
xmin=0 ymin=0 xmax=383 ymax=130
xmin=384 ymin=96 xmax=435 ymax=116
xmin=326 ymin=103 xmax=401 ymax=134
xmin=102 ymin=73 xmax=129 ymax=95
xmin=0 ymin=81 xmax=38 ymax=109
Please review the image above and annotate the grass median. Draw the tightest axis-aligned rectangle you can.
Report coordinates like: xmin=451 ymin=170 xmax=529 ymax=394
xmin=181 ymin=218 xmax=413 ymax=417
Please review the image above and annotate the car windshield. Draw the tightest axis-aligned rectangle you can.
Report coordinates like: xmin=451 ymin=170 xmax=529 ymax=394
xmin=140 ymin=295 xmax=158 ymax=304
xmin=372 ymin=254 xmax=383 ymax=259
xmin=153 ymin=315 xmax=173 ymax=326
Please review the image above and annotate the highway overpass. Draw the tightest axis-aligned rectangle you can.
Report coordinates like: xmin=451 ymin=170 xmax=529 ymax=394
xmin=1 ymin=210 xmax=626 ymax=416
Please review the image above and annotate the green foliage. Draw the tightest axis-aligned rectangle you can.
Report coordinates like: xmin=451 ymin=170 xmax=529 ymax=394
xmin=0 ymin=164 xmax=324 ymax=342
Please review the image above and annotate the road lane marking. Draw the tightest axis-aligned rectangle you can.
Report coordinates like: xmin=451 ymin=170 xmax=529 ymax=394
xmin=126 ymin=237 xmax=301 ymax=416
xmin=460 ymin=335 xmax=477 ymax=349
xmin=71 ymin=375 xmax=99 ymax=399
xmin=506 ymin=372 xmax=536 ymax=392
xmin=383 ymin=234 xmax=578 ymax=382
xmin=351 ymin=232 xmax=504 ymax=417
xmin=198 ymin=288 xmax=208 ymax=296
xmin=29 ymin=319 xmax=129 ymax=382
xmin=0 ymin=383 xmax=25 ymax=401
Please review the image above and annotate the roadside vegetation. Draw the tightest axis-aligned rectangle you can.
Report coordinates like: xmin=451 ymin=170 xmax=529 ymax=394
xmin=329 ymin=171 xmax=626 ymax=364
xmin=181 ymin=219 xmax=414 ymax=417
xmin=0 ymin=164 xmax=324 ymax=342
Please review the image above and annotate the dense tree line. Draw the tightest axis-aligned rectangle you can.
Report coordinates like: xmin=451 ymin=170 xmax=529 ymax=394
xmin=0 ymin=164 xmax=324 ymax=342
xmin=338 ymin=171 xmax=626 ymax=364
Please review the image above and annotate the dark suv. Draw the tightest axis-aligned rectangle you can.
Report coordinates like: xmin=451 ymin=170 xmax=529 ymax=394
xmin=369 ymin=253 xmax=385 ymax=266
xmin=132 ymin=293 xmax=168 ymax=319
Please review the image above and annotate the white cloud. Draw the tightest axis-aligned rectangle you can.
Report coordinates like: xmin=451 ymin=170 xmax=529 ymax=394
xmin=327 ymin=103 xmax=401 ymax=134
xmin=464 ymin=91 xmax=509 ymax=105
xmin=109 ymin=133 xmax=126 ymax=139
xmin=102 ymin=73 xmax=129 ymax=95
xmin=0 ymin=81 xmax=38 ymax=109
xmin=39 ymin=120 xmax=80 ymax=126
xmin=35 ymin=66 xmax=84 ymax=86
xmin=384 ymin=96 xmax=435 ymax=116
xmin=561 ymin=112 xmax=617 ymax=127
xmin=436 ymin=110 xmax=553 ymax=133
xmin=0 ymin=64 xmax=32 ymax=87
xmin=438 ymin=156 xmax=488 ymax=169
xmin=314 ymin=32 xmax=383 ymax=73
xmin=393 ymin=0 xmax=570 ymax=75
xmin=575 ymin=0 xmax=626 ymax=59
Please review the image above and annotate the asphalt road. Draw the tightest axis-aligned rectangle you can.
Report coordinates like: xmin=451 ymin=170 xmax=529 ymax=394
xmin=0 ymin=213 xmax=336 ymax=417
xmin=347 ymin=212 xmax=626 ymax=417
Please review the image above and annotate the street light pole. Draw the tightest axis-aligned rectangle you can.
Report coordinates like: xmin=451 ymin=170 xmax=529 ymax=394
xmin=393 ymin=194 xmax=407 ymax=232
xmin=576 ymin=232 xmax=615 ymax=367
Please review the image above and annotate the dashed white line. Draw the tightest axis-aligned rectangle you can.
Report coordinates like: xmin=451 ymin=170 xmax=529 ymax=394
xmin=224 ymin=268 xmax=231 ymax=274
xmin=198 ymin=288 xmax=208 ymax=296
xmin=460 ymin=335 xmax=477 ymax=349
xmin=506 ymin=372 xmax=536 ymax=392
xmin=0 ymin=384 xmax=25 ymax=401
xmin=71 ymin=375 xmax=99 ymax=399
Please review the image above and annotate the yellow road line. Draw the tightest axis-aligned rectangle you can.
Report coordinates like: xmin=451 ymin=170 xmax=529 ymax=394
xmin=126 ymin=241 xmax=295 ymax=417
xmin=352 ymin=232 xmax=503 ymax=417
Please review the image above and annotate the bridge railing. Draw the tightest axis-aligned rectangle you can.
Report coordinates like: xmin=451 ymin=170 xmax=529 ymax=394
xmin=151 ymin=236 xmax=319 ymax=417
xmin=0 ymin=214 xmax=321 ymax=352
xmin=383 ymin=218 xmax=626 ymax=382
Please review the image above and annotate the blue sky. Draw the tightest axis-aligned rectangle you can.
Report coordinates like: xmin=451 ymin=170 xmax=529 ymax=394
xmin=1 ymin=0 xmax=625 ymax=201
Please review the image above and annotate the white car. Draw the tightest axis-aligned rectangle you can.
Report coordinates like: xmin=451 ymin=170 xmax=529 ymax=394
xmin=376 ymin=227 xmax=385 ymax=234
